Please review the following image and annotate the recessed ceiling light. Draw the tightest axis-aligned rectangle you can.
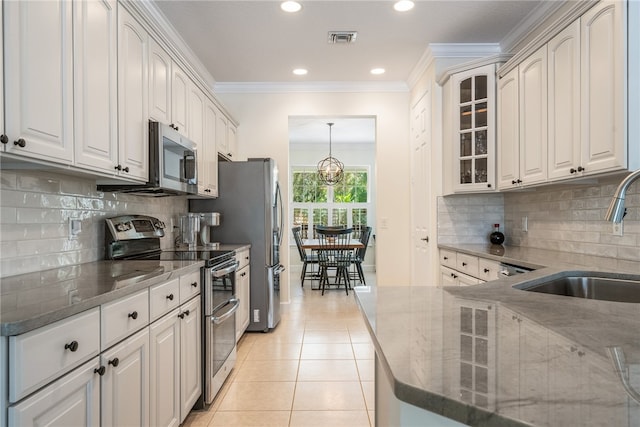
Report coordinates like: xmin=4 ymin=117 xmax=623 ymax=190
xmin=370 ymin=68 xmax=385 ymax=75
xmin=281 ymin=1 xmax=302 ymax=13
xmin=293 ymin=68 xmax=308 ymax=75
xmin=393 ymin=0 xmax=414 ymax=12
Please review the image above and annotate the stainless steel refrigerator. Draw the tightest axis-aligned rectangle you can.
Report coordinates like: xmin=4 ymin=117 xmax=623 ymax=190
xmin=189 ymin=158 xmax=284 ymax=331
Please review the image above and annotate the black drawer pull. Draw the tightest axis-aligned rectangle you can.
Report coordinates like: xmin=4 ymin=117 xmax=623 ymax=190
xmin=0 ymin=135 xmax=8 ymax=144
xmin=443 ymin=256 xmax=448 ymax=260
xmin=14 ymin=138 xmax=26 ymax=148
xmin=166 ymin=294 xmax=174 ymax=301
xmin=178 ymin=312 xmax=185 ymax=319
xmin=123 ymin=166 xmax=129 ymax=173
xmin=94 ymin=366 xmax=106 ymax=376
xmin=484 ymin=268 xmax=490 ymax=273
xmin=191 ymin=282 xmax=198 ymax=288
xmin=114 ymin=164 xmax=122 ymax=171
xmin=128 ymin=311 xmax=138 ymax=320
xmin=184 ymin=309 xmax=190 ymax=316
xmin=108 ymin=357 xmax=119 ymax=367
xmin=64 ymin=341 xmax=79 ymax=352
xmin=462 ymin=262 xmax=467 ymax=266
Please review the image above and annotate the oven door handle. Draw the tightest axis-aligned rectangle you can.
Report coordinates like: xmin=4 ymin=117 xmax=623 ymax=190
xmin=210 ymin=298 xmax=239 ymax=324
xmin=212 ymin=261 xmax=239 ymax=278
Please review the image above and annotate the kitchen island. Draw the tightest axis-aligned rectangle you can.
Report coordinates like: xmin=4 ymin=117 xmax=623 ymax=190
xmin=355 ymin=247 xmax=640 ymax=426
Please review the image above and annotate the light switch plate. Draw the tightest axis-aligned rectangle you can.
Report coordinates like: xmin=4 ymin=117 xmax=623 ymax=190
xmin=612 ymin=222 xmax=623 ymax=236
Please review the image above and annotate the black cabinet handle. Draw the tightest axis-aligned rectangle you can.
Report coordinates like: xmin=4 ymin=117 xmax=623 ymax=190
xmin=487 ymin=183 xmax=492 ymax=188
xmin=14 ymin=138 xmax=26 ymax=148
xmin=94 ymin=366 xmax=106 ymax=376
xmin=484 ymin=268 xmax=490 ymax=273
xmin=128 ymin=311 xmax=138 ymax=320
xmin=577 ymin=166 xmax=585 ymax=172
xmin=517 ymin=179 xmax=522 ymax=184
xmin=184 ymin=309 xmax=190 ymax=316
xmin=241 ymin=272 xmax=246 ymax=277
xmin=178 ymin=312 xmax=185 ymax=319
xmin=64 ymin=341 xmax=79 ymax=352
xmin=191 ymin=282 xmax=198 ymax=288
xmin=108 ymin=357 xmax=119 ymax=367
xmin=512 ymin=180 xmax=517 ymax=184
xmin=114 ymin=164 xmax=122 ymax=171
xmin=570 ymin=168 xmax=577 ymax=174
xmin=0 ymin=135 xmax=8 ymax=144
xmin=443 ymin=256 xmax=448 ymax=260
xmin=227 ymin=153 xmax=232 ymax=157
xmin=123 ymin=166 xmax=129 ymax=173
xmin=166 ymin=294 xmax=174 ymax=301
xmin=462 ymin=262 xmax=467 ymax=266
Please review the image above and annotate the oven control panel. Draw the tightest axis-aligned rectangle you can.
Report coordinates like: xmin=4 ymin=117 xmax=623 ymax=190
xmin=105 ymin=215 xmax=166 ymax=242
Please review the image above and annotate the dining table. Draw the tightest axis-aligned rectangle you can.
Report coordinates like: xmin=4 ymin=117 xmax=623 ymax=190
xmin=301 ymin=239 xmax=364 ymax=250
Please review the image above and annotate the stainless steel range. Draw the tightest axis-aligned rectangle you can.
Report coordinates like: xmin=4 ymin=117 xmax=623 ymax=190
xmin=105 ymin=215 xmax=239 ymax=407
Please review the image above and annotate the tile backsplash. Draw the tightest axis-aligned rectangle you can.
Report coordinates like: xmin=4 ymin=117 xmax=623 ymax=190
xmin=437 ymin=175 xmax=639 ymax=263
xmin=504 ymin=177 xmax=640 ymax=262
xmin=437 ymin=194 xmax=505 ymax=245
xmin=0 ymin=170 xmax=188 ymax=278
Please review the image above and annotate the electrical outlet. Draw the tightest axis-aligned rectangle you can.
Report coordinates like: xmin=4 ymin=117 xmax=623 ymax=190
xmin=612 ymin=222 xmax=623 ymax=236
xmin=68 ymin=218 xmax=82 ymax=239
xmin=521 ymin=216 xmax=528 ymax=232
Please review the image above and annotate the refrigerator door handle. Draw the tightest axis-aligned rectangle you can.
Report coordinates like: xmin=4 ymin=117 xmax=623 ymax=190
xmin=276 ymin=182 xmax=284 ymax=245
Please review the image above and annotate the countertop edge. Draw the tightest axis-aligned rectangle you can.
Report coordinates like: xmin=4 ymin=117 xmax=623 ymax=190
xmin=353 ymin=289 xmax=529 ymax=427
xmin=1 ymin=261 xmax=203 ymax=336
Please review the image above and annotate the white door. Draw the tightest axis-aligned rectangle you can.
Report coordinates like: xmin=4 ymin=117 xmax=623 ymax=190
xmin=497 ymin=68 xmax=520 ymax=189
xmin=4 ymin=0 xmax=74 ymax=163
xmin=581 ymin=0 xmax=625 ymax=173
xmin=149 ymin=39 xmax=172 ymax=125
xmin=547 ymin=21 xmax=581 ymax=181
xmin=8 ymin=358 xmax=101 ymax=427
xmin=101 ymin=328 xmax=150 ymax=427
xmin=179 ymin=296 xmax=201 ymax=422
xmin=118 ymin=7 xmax=149 ymax=181
xmin=519 ymin=45 xmax=548 ymax=186
xmin=74 ymin=0 xmax=118 ymax=173
xmin=203 ymin=99 xmax=220 ymax=196
xmin=410 ymin=90 xmax=432 ymax=285
xmin=149 ymin=309 xmax=181 ymax=427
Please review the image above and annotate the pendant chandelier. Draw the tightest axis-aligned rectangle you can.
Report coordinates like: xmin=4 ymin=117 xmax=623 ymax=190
xmin=317 ymin=122 xmax=344 ymax=185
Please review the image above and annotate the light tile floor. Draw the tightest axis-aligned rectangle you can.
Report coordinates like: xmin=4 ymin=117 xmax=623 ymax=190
xmin=183 ymin=273 xmax=376 ymax=427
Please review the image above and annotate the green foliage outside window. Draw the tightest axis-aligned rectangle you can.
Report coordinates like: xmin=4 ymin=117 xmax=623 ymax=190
xmin=292 ymin=171 xmax=327 ymax=203
xmin=333 ymin=171 xmax=368 ymax=203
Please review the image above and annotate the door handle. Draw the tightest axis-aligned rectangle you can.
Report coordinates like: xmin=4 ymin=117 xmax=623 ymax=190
xmin=420 ymin=236 xmax=429 ymax=242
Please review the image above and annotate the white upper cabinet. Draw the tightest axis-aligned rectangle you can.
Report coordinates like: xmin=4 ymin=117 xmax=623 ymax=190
xmin=451 ymin=64 xmax=496 ymax=193
xmin=216 ymin=113 xmax=230 ymax=158
xmin=74 ymin=0 xmax=119 ymax=174
xmin=3 ymin=0 xmax=74 ymax=163
xmin=548 ymin=20 xmax=581 ymax=181
xmin=118 ymin=6 xmax=149 ymax=181
xmin=172 ymin=67 xmax=190 ymax=137
xmin=580 ymin=0 xmax=626 ymax=174
xmin=518 ymin=46 xmax=548 ymax=186
xmin=149 ymin=39 xmax=172 ymax=126
xmin=497 ymin=68 xmax=520 ymax=189
xmin=202 ymin=100 xmax=220 ymax=197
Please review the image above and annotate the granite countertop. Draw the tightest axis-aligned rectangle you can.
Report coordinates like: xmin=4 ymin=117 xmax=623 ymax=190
xmin=0 ymin=260 xmax=203 ymax=336
xmin=355 ymin=246 xmax=640 ymax=426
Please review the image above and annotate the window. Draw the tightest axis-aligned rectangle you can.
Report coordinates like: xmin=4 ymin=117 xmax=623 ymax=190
xmin=291 ymin=166 xmax=370 ymax=239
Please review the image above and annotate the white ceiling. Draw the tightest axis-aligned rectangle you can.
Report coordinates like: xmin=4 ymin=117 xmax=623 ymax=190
xmin=153 ymin=0 xmax=544 ymax=85
xmin=289 ymin=116 xmax=376 ymax=146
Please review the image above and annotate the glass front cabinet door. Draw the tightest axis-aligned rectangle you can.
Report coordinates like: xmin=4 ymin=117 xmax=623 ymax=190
xmin=451 ymin=64 xmax=496 ymax=192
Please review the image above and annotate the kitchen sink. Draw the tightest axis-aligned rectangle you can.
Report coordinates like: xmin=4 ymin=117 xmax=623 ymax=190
xmin=514 ymin=275 xmax=640 ymax=303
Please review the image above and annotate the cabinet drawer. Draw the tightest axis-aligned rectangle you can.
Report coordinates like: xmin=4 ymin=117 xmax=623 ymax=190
xmin=9 ymin=307 xmax=100 ymax=402
xmin=101 ymin=289 xmax=149 ymax=349
xmin=150 ymin=278 xmax=180 ymax=321
xmin=478 ymin=258 xmax=501 ymax=282
xmin=179 ymin=270 xmax=201 ymax=304
xmin=458 ymin=273 xmax=481 ymax=286
xmin=456 ymin=253 xmax=479 ymax=277
xmin=440 ymin=249 xmax=457 ymax=269
xmin=236 ymin=248 xmax=250 ymax=270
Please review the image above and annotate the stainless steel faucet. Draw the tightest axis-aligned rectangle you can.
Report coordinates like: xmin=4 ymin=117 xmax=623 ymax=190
xmin=605 ymin=169 xmax=640 ymax=223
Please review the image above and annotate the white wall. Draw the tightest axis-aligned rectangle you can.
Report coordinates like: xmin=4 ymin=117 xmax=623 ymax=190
xmin=216 ymin=91 xmax=412 ymax=302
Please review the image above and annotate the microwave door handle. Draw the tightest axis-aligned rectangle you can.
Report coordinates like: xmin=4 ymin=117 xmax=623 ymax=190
xmin=183 ymin=152 xmax=197 ymax=183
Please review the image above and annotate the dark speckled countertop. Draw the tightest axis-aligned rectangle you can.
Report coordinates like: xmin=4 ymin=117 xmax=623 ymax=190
xmin=355 ymin=245 xmax=640 ymax=426
xmin=0 ymin=260 xmax=203 ymax=336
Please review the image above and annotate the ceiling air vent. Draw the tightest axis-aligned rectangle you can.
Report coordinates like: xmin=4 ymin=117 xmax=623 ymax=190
xmin=328 ymin=31 xmax=358 ymax=44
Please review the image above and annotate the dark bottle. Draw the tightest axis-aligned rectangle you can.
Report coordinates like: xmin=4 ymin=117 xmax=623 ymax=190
xmin=489 ymin=223 xmax=505 ymax=245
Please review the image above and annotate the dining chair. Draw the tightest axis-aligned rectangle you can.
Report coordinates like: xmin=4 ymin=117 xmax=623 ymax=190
xmin=316 ymin=227 xmax=353 ymax=295
xmin=351 ymin=226 xmax=372 ymax=285
xmin=292 ymin=226 xmax=318 ymax=287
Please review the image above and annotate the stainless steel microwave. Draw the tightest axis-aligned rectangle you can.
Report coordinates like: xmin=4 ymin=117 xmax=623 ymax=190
xmin=98 ymin=121 xmax=198 ymax=196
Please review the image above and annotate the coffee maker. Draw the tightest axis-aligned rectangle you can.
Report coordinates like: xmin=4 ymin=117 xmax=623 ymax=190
xmin=176 ymin=213 xmax=200 ymax=249
xmin=197 ymin=212 xmax=220 ymax=248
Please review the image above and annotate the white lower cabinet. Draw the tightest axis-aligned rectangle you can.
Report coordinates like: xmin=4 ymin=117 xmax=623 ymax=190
xmin=100 ymin=328 xmax=150 ymax=427
xmin=439 ymin=249 xmax=502 ymax=285
xmin=150 ymin=308 xmax=181 ymax=427
xmin=179 ymin=296 xmax=202 ymax=423
xmin=8 ymin=357 xmax=101 ymax=427
xmin=235 ymin=248 xmax=251 ymax=342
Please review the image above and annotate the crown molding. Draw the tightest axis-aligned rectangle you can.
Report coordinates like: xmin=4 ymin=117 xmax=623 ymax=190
xmin=407 ymin=43 xmax=501 ymax=88
xmin=213 ymin=81 xmax=410 ymax=94
xmin=498 ymin=0 xmax=600 ymax=77
xmin=436 ymin=53 xmax=514 ymax=86
xmin=499 ymin=0 xmax=567 ymax=53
